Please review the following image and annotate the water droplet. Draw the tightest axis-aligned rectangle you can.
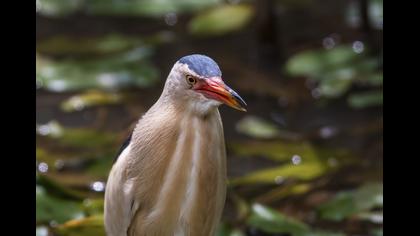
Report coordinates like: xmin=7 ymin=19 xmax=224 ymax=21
xmin=49 ymin=220 xmax=58 ymax=227
xmin=328 ymin=157 xmax=338 ymax=167
xmin=55 ymin=160 xmax=65 ymax=170
xmin=37 ymin=125 xmax=50 ymax=136
xmin=274 ymin=176 xmax=285 ymax=184
xmin=91 ymin=181 xmax=105 ymax=192
xmin=70 ymin=97 xmax=85 ymax=111
xmin=291 ymin=155 xmax=302 ymax=165
xmin=164 ymin=12 xmax=178 ymax=26
xmin=352 ymin=41 xmax=364 ymax=54
xmin=319 ymin=126 xmax=337 ymax=138
xmin=311 ymin=88 xmax=321 ymax=99
xmin=38 ymin=162 xmax=49 ymax=173
xmin=322 ymin=37 xmax=335 ymax=49
xmin=48 ymin=80 xmax=67 ymax=92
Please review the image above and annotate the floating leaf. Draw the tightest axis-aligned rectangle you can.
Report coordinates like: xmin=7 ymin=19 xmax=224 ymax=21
xmin=37 ymin=0 xmax=83 ymax=17
xmin=317 ymin=182 xmax=383 ymax=221
xmin=248 ymin=204 xmax=344 ymax=236
xmin=371 ymin=227 xmax=383 ymax=236
xmin=37 ymin=174 xmax=85 ymax=200
xmin=236 ymin=116 xmax=280 ymax=139
xmin=230 ymin=161 xmax=327 ymax=185
xmin=248 ymin=203 xmax=309 ymax=235
xmin=216 ymin=223 xmax=245 ymax=236
xmin=189 ymin=4 xmax=254 ymax=36
xmin=318 ymin=70 xmax=354 ymax=97
xmin=36 ymin=185 xmax=84 ymax=224
xmin=82 ymin=199 xmax=105 ymax=216
xmin=255 ymin=183 xmax=311 ymax=203
xmin=37 ymin=121 xmax=117 ymax=149
xmin=53 ymin=214 xmax=105 ymax=236
xmin=87 ymin=0 xmax=221 ymax=17
xmin=36 ymin=34 xmax=144 ymax=56
xmin=229 ymin=141 xmax=352 ymax=185
xmin=348 ymin=90 xmax=383 ymax=108
xmin=60 ymin=90 xmax=123 ymax=112
xmin=285 ymin=46 xmax=359 ymax=77
xmin=229 ymin=140 xmax=351 ymax=163
xmin=36 ymin=48 xmax=159 ymax=92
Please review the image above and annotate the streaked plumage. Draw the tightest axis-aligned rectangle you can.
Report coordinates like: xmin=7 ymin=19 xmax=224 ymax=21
xmin=104 ymin=54 xmax=246 ymax=236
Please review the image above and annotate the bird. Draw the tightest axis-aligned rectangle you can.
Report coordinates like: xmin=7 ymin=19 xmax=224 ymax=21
xmin=104 ymin=54 xmax=247 ymax=236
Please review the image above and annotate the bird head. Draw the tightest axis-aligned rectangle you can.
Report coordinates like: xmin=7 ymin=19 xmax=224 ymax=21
xmin=164 ymin=54 xmax=247 ymax=114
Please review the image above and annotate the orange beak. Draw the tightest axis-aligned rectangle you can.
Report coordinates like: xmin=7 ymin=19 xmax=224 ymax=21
xmin=195 ymin=77 xmax=247 ymax=112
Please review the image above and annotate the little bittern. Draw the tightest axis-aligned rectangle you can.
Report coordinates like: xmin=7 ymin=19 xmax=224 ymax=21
xmin=104 ymin=54 xmax=247 ymax=236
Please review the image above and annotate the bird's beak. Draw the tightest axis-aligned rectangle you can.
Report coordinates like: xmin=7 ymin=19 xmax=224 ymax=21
xmin=195 ymin=77 xmax=247 ymax=112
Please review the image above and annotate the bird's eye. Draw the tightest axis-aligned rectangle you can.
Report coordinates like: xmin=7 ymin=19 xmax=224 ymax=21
xmin=186 ymin=75 xmax=197 ymax=86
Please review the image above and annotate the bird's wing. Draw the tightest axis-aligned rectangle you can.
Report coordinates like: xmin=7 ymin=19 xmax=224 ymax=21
xmin=105 ymin=134 xmax=138 ymax=236
xmin=113 ymin=131 xmax=133 ymax=164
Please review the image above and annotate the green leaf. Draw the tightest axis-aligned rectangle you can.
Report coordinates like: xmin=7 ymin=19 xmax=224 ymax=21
xmin=248 ymin=203 xmax=310 ymax=235
xmin=348 ymin=90 xmax=383 ymax=108
xmin=36 ymin=34 xmax=144 ymax=56
xmin=285 ymin=46 xmax=359 ymax=77
xmin=36 ymin=49 xmax=159 ymax=92
xmin=60 ymin=90 xmax=123 ymax=112
xmin=87 ymin=0 xmax=222 ymax=17
xmin=229 ymin=141 xmax=352 ymax=185
xmin=317 ymin=182 xmax=383 ymax=221
xmin=318 ymin=69 xmax=355 ymax=97
xmin=235 ymin=116 xmax=280 ymax=139
xmin=37 ymin=0 xmax=83 ymax=17
xmin=247 ymin=204 xmax=344 ymax=236
xmin=53 ymin=215 xmax=105 ymax=236
xmin=82 ymin=199 xmax=105 ymax=216
xmin=216 ymin=223 xmax=245 ymax=236
xmin=37 ymin=174 xmax=85 ymax=201
xmin=230 ymin=161 xmax=327 ymax=185
xmin=189 ymin=4 xmax=254 ymax=36
xmin=37 ymin=121 xmax=117 ymax=148
xmin=36 ymin=185 xmax=84 ymax=224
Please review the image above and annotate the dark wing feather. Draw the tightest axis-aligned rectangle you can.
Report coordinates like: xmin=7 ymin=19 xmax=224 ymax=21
xmin=113 ymin=131 xmax=133 ymax=164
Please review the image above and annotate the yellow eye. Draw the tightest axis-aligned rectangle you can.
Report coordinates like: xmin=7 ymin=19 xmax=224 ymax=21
xmin=186 ymin=75 xmax=197 ymax=85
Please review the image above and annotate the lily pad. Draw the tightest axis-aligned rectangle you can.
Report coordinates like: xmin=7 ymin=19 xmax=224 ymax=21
xmin=189 ymin=4 xmax=254 ymax=36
